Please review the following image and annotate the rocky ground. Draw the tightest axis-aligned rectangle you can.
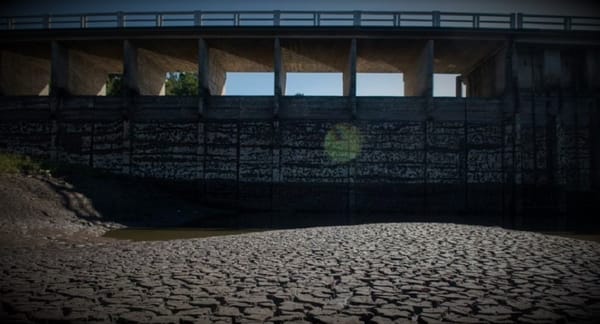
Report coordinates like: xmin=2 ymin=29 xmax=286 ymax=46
xmin=1 ymin=174 xmax=600 ymax=323
xmin=1 ymin=223 xmax=600 ymax=323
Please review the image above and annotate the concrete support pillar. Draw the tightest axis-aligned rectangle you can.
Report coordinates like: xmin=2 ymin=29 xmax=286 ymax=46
xmin=208 ymin=51 xmax=226 ymax=96
xmin=585 ymin=49 xmax=600 ymax=91
xmin=516 ymin=48 xmax=534 ymax=90
xmin=588 ymin=51 xmax=600 ymax=190
xmin=0 ymin=48 xmax=50 ymax=96
xmin=198 ymin=38 xmax=211 ymax=97
xmin=464 ymin=46 xmax=508 ymax=97
xmin=123 ymin=40 xmax=178 ymax=96
xmin=123 ymin=40 xmax=139 ymax=96
xmin=494 ymin=47 xmax=508 ymax=96
xmin=343 ymin=39 xmax=357 ymax=97
xmin=543 ymin=49 xmax=561 ymax=90
xmin=591 ymin=99 xmax=600 ymax=191
xmin=274 ymin=38 xmax=286 ymax=97
xmin=455 ymin=76 xmax=463 ymax=97
xmin=51 ymin=41 xmax=69 ymax=96
xmin=197 ymin=39 xmax=226 ymax=96
xmin=404 ymin=40 xmax=433 ymax=97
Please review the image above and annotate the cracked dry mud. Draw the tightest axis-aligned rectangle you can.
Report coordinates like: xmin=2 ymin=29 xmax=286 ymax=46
xmin=1 ymin=223 xmax=600 ymax=323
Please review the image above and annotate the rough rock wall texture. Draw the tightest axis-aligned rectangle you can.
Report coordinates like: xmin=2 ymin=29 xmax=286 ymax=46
xmin=0 ymin=96 xmax=596 ymax=226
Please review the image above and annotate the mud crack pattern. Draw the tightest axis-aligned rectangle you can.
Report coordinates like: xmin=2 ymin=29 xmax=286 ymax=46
xmin=1 ymin=223 xmax=600 ymax=323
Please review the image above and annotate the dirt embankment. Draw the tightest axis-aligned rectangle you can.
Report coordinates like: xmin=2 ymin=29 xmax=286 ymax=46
xmin=0 ymin=174 xmax=119 ymax=246
xmin=0 ymin=172 xmax=213 ymax=247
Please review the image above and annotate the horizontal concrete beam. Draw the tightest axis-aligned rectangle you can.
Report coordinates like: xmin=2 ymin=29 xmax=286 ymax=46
xmin=0 ymin=96 xmax=505 ymax=122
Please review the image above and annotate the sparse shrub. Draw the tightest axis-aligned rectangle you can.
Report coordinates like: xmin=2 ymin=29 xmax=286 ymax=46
xmin=0 ymin=152 xmax=48 ymax=175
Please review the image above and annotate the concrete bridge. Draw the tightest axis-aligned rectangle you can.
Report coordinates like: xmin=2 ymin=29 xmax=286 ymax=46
xmin=1 ymin=11 xmax=599 ymax=230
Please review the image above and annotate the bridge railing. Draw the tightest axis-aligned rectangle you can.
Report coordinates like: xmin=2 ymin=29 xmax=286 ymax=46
xmin=1 ymin=11 xmax=599 ymax=31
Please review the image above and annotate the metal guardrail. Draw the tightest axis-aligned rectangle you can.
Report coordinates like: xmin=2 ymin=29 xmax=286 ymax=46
xmin=0 ymin=11 xmax=598 ymax=31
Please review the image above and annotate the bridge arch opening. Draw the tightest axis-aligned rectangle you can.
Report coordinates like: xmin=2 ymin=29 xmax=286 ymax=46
xmin=285 ymin=72 xmax=343 ymax=96
xmin=434 ymin=73 xmax=465 ymax=97
xmin=357 ymin=73 xmax=404 ymax=96
xmin=223 ymin=72 xmax=274 ymax=96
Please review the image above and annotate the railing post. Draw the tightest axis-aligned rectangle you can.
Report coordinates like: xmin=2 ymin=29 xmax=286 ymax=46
xmin=156 ymin=14 xmax=163 ymax=27
xmin=510 ymin=13 xmax=516 ymax=29
xmin=315 ymin=12 xmax=320 ymax=27
xmin=564 ymin=16 xmax=572 ymax=31
xmin=353 ymin=10 xmax=361 ymax=27
xmin=8 ymin=17 xmax=14 ymax=30
xmin=194 ymin=11 xmax=202 ymax=26
xmin=43 ymin=14 xmax=51 ymax=29
xmin=432 ymin=11 xmax=441 ymax=27
xmin=274 ymin=10 xmax=281 ymax=26
xmin=517 ymin=13 xmax=523 ymax=29
xmin=80 ymin=15 xmax=87 ymax=28
xmin=473 ymin=15 xmax=480 ymax=29
xmin=117 ymin=11 xmax=125 ymax=28
xmin=394 ymin=13 xmax=400 ymax=27
xmin=234 ymin=13 xmax=240 ymax=26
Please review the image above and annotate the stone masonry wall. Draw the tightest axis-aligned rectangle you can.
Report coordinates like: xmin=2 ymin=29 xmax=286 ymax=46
xmin=0 ymin=95 xmax=596 ymax=224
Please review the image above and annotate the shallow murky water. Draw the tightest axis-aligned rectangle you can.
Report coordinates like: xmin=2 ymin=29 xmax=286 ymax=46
xmin=103 ymin=228 xmax=268 ymax=241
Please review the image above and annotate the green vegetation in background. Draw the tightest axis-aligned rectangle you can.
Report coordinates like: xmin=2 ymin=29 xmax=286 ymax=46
xmin=0 ymin=152 xmax=108 ymax=178
xmin=165 ymin=72 xmax=198 ymax=96
xmin=0 ymin=153 xmax=49 ymax=175
xmin=106 ymin=74 xmax=122 ymax=96
xmin=106 ymin=72 xmax=198 ymax=96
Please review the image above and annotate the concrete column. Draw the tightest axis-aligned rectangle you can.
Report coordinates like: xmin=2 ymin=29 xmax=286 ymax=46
xmin=588 ymin=51 xmax=600 ymax=189
xmin=0 ymin=48 xmax=50 ymax=96
xmin=591 ymin=99 xmax=600 ymax=191
xmin=123 ymin=40 xmax=174 ymax=96
xmin=274 ymin=38 xmax=286 ymax=97
xmin=123 ymin=40 xmax=139 ymax=96
xmin=404 ymin=40 xmax=433 ymax=97
xmin=208 ymin=50 xmax=226 ymax=95
xmin=516 ymin=48 xmax=533 ymax=90
xmin=543 ymin=49 xmax=561 ymax=90
xmin=494 ymin=47 xmax=508 ymax=96
xmin=343 ymin=39 xmax=357 ymax=97
xmin=465 ymin=47 xmax=508 ymax=97
xmin=198 ymin=38 xmax=211 ymax=97
xmin=455 ymin=76 xmax=463 ymax=97
xmin=198 ymin=39 xmax=228 ymax=96
xmin=51 ymin=41 xmax=69 ymax=96
xmin=585 ymin=49 xmax=600 ymax=91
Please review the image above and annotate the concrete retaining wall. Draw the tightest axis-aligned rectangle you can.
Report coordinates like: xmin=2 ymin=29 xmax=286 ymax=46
xmin=0 ymin=95 xmax=597 ymax=229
